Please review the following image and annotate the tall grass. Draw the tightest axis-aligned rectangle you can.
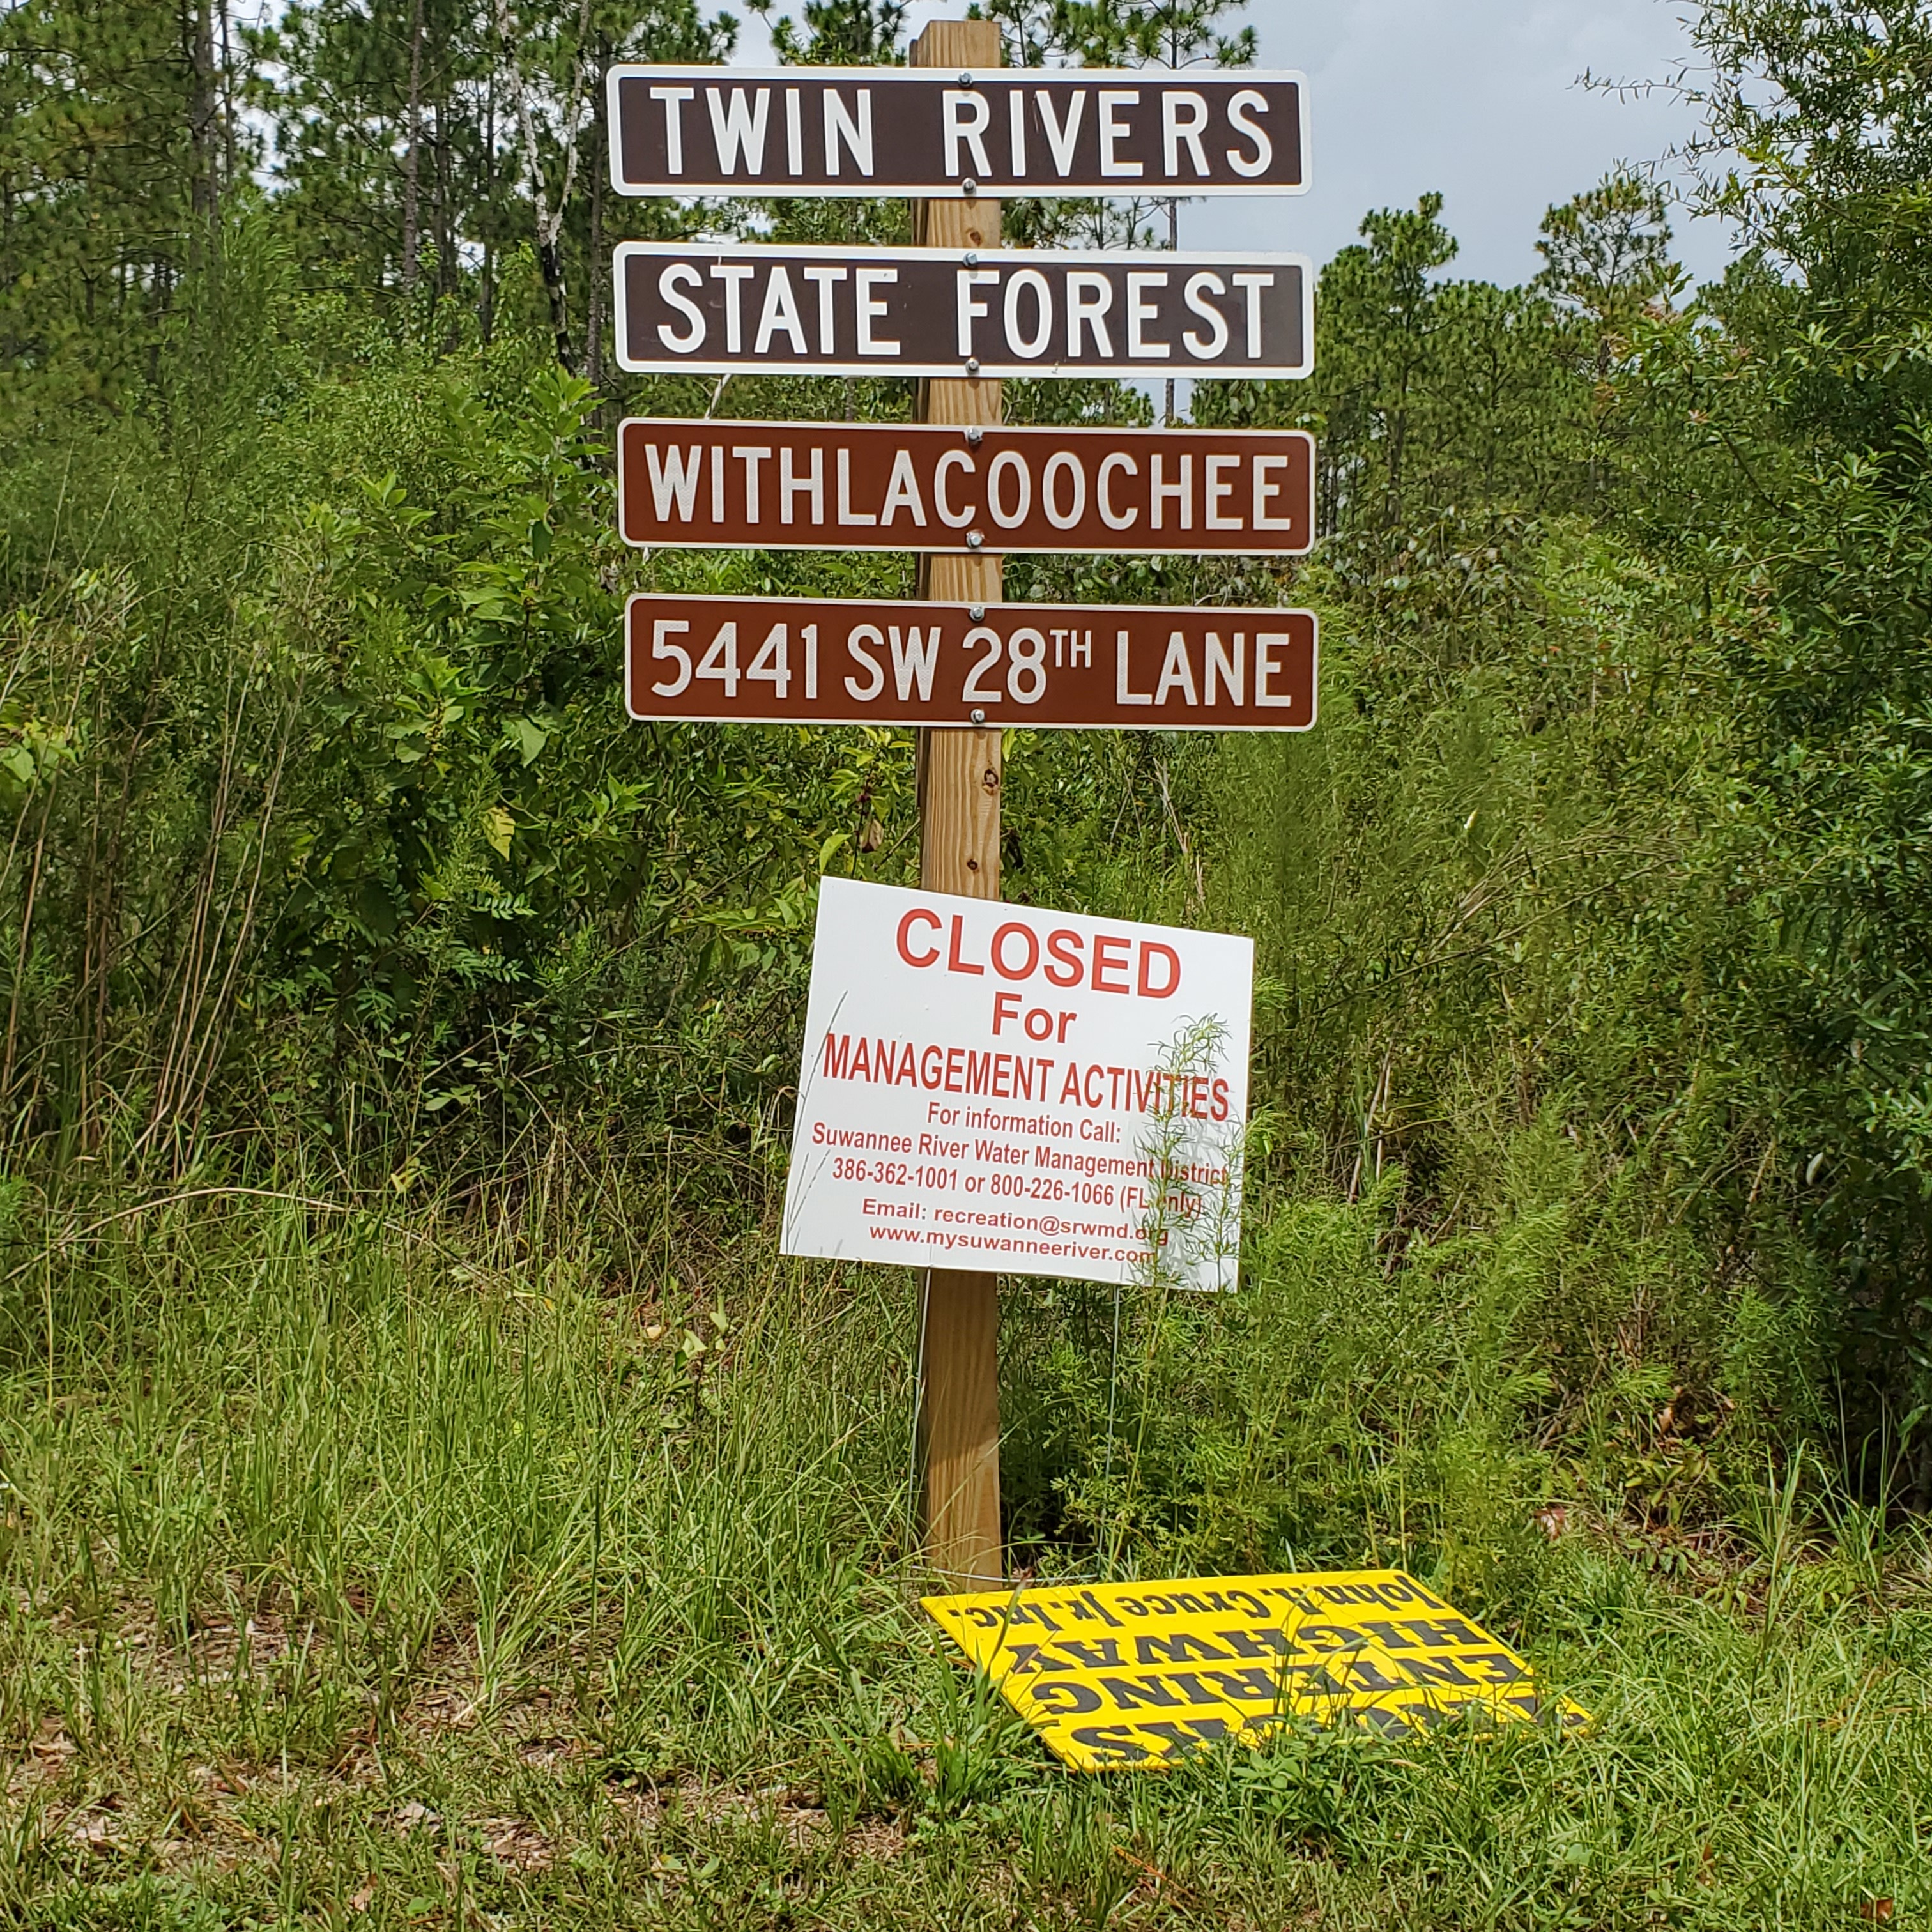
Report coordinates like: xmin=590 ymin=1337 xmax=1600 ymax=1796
xmin=2 ymin=1176 xmax=1927 ymax=1928
xmin=0 ymin=509 xmax=1922 ymax=1928
xmin=0 ymin=1174 xmax=916 ymax=1757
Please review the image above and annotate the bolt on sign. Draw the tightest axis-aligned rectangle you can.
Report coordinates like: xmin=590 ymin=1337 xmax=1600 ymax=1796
xmin=618 ymin=421 xmax=1314 ymax=556
xmin=781 ymin=878 xmax=1253 ymax=1294
xmin=607 ymin=68 xmax=1308 ymax=197
xmin=625 ymin=594 xmax=1316 ymax=730
xmin=923 ymin=1569 xmax=1591 ymax=1770
xmin=612 ymin=242 xmax=1312 ymax=379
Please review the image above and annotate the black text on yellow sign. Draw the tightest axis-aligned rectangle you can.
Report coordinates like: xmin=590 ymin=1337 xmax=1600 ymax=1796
xmin=923 ymin=1568 xmax=1588 ymax=1770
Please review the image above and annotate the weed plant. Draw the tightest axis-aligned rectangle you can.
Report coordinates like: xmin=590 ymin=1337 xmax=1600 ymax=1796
xmin=2 ymin=1174 xmax=1928 ymax=1928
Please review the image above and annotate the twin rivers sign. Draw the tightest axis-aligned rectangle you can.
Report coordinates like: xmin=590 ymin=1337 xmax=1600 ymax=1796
xmin=608 ymin=67 xmax=1309 ymax=197
xmin=783 ymin=879 xmax=1253 ymax=1294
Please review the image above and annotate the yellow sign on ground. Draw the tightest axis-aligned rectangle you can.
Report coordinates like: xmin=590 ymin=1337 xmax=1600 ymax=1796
xmin=923 ymin=1568 xmax=1586 ymax=1770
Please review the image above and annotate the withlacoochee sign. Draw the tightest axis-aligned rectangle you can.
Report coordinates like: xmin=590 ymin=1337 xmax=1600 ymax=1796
xmin=617 ymin=420 xmax=1315 ymax=556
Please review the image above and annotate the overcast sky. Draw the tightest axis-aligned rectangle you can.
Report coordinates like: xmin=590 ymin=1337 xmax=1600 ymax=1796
xmin=735 ymin=0 xmax=1734 ymax=289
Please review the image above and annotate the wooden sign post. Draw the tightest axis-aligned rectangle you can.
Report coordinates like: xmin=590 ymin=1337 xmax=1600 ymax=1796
xmin=911 ymin=15 xmax=1005 ymax=1589
xmin=602 ymin=20 xmax=1322 ymax=1593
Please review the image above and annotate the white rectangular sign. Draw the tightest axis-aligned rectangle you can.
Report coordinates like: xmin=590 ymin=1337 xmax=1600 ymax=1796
xmin=606 ymin=68 xmax=1310 ymax=198
xmin=613 ymin=242 xmax=1313 ymax=379
xmin=782 ymin=878 xmax=1254 ymax=1292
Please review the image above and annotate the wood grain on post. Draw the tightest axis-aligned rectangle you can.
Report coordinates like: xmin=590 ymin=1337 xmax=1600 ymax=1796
xmin=912 ymin=15 xmax=1005 ymax=1590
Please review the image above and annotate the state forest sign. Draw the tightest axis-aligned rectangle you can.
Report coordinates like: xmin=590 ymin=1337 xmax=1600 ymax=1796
xmin=618 ymin=420 xmax=1315 ymax=555
xmin=607 ymin=67 xmax=1309 ymax=197
xmin=613 ymin=242 xmax=1312 ymax=378
xmin=781 ymin=878 xmax=1254 ymax=1294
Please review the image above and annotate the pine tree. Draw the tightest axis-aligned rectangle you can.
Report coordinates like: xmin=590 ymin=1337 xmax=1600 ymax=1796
xmin=1015 ymin=0 xmax=1255 ymax=420
xmin=747 ymin=0 xmax=906 ymax=65
xmin=257 ymin=0 xmax=731 ymax=361
xmin=0 ymin=0 xmax=245 ymax=411
xmin=1537 ymin=171 xmax=1676 ymax=374
xmin=1196 ymin=193 xmax=1591 ymax=536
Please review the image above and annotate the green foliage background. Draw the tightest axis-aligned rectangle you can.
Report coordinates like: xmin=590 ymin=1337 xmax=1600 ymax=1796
xmin=3 ymin=0 xmax=1932 ymax=1922
xmin=2 ymin=0 xmax=1932 ymax=1783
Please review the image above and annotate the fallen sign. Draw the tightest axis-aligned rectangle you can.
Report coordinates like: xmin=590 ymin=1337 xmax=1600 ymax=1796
xmin=781 ymin=878 xmax=1253 ymax=1294
xmin=606 ymin=66 xmax=1308 ymax=197
xmin=613 ymin=242 xmax=1312 ymax=378
xmin=923 ymin=1568 xmax=1591 ymax=1770
xmin=625 ymin=594 xmax=1317 ymax=730
xmin=618 ymin=420 xmax=1314 ymax=556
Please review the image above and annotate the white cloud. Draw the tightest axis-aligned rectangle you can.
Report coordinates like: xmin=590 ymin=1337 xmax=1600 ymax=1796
xmin=1200 ymin=0 xmax=1730 ymax=284
xmin=736 ymin=0 xmax=1735 ymax=288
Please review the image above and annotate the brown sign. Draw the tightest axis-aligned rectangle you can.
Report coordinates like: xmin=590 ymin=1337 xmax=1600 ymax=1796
xmin=625 ymin=595 xmax=1316 ymax=730
xmin=618 ymin=420 xmax=1314 ymax=556
xmin=613 ymin=243 xmax=1311 ymax=379
xmin=606 ymin=68 xmax=1308 ymax=197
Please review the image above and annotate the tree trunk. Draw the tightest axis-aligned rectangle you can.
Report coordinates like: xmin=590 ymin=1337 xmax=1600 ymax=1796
xmin=401 ymin=0 xmax=425 ymax=292
xmin=434 ymin=96 xmax=455 ymax=298
xmin=218 ymin=1 xmax=237 ymax=191
xmin=479 ymin=67 xmax=496 ymax=344
xmin=500 ymin=0 xmax=588 ymax=372
xmin=539 ymin=235 xmax=576 ymax=372
xmin=187 ymin=0 xmax=219 ymax=242
xmin=585 ymin=49 xmax=606 ymax=388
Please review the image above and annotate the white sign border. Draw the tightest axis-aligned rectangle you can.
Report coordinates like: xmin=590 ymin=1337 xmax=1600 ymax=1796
xmin=621 ymin=592 xmax=1320 ymax=733
xmin=611 ymin=241 xmax=1316 ymax=380
xmin=606 ymin=65 xmax=1312 ymax=200
xmin=615 ymin=418 xmax=1317 ymax=558
xmin=780 ymin=877 xmax=1255 ymax=1294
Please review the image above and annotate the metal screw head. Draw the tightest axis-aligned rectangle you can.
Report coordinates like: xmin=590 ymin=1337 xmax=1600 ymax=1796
xmin=963 ymin=250 xmax=978 ymax=266
xmin=968 ymin=604 xmax=986 ymax=620
xmin=964 ymin=425 xmax=983 ymax=445
xmin=965 ymin=358 xmax=980 ymax=376
xmin=958 ymin=72 xmax=972 ymax=85
xmin=962 ymin=176 xmax=979 ymax=195
xmin=967 ymin=531 xmax=985 ymax=549
xmin=970 ymin=708 xmax=987 ymax=725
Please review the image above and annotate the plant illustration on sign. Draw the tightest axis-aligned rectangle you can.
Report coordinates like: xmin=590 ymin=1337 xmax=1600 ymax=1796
xmin=1128 ymin=1011 xmax=1245 ymax=1296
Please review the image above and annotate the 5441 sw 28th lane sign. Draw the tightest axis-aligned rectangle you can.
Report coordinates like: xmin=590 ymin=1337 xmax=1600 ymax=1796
xmin=618 ymin=420 xmax=1314 ymax=555
xmin=607 ymin=67 xmax=1308 ymax=196
xmin=613 ymin=242 xmax=1312 ymax=378
xmin=625 ymin=594 xmax=1317 ymax=730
